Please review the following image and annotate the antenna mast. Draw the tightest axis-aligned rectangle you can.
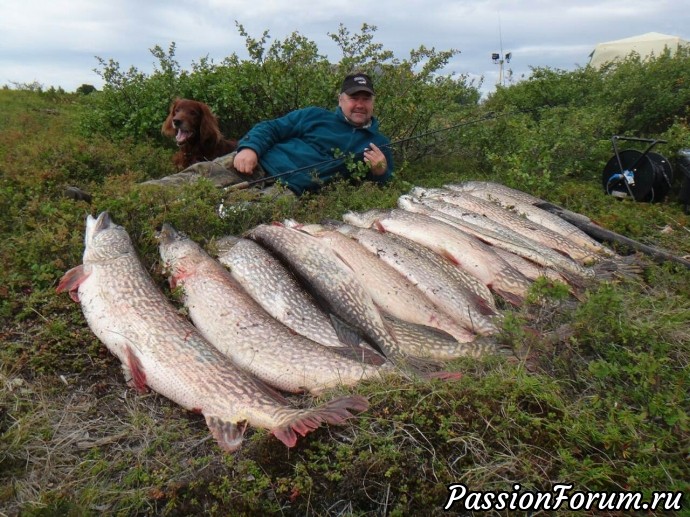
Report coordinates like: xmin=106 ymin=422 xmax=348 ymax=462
xmin=492 ymin=12 xmax=512 ymax=86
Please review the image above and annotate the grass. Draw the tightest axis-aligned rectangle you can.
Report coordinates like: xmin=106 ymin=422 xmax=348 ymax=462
xmin=1 ymin=89 xmax=689 ymax=516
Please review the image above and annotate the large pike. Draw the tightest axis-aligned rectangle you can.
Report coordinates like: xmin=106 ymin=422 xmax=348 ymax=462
xmin=399 ymin=194 xmax=596 ymax=287
xmin=288 ymin=221 xmax=492 ymax=358
xmin=447 ymin=181 xmax=547 ymax=205
xmin=215 ymin=236 xmax=383 ymax=364
xmin=334 ymin=223 xmax=501 ymax=338
xmin=343 ymin=208 xmax=533 ymax=306
xmin=445 ymin=182 xmax=614 ymax=257
xmin=410 ymin=186 xmax=599 ymax=264
xmin=246 ymin=223 xmax=407 ymax=361
xmin=158 ymin=224 xmax=387 ymax=394
xmin=56 ymin=212 xmax=368 ymax=452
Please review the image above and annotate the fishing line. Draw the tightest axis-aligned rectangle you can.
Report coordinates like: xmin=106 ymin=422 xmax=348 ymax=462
xmin=226 ymin=108 xmax=537 ymax=191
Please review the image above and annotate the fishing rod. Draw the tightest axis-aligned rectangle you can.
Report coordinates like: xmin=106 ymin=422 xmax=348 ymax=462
xmin=226 ymin=108 xmax=535 ymax=191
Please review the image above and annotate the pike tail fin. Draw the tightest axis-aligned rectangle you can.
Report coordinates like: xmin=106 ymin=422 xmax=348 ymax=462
xmin=206 ymin=416 xmax=247 ymax=453
xmin=272 ymin=395 xmax=369 ymax=448
xmin=593 ymin=255 xmax=644 ymax=280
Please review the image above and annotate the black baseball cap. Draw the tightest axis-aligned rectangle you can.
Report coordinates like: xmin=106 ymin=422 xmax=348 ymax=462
xmin=340 ymin=73 xmax=375 ymax=95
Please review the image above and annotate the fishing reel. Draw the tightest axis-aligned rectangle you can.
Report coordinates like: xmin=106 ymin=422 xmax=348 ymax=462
xmin=602 ymin=136 xmax=673 ymax=202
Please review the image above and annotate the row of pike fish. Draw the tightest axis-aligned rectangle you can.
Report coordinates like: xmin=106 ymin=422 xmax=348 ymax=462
xmin=56 ymin=181 xmax=637 ymax=452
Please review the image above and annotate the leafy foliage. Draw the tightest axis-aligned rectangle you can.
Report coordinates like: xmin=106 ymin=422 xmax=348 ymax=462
xmin=461 ymin=46 xmax=690 ymax=193
xmin=79 ymin=23 xmax=480 ymax=167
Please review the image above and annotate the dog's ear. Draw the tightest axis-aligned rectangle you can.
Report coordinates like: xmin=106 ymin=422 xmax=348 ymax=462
xmin=198 ymin=102 xmax=223 ymax=144
xmin=161 ymin=99 xmax=179 ymax=137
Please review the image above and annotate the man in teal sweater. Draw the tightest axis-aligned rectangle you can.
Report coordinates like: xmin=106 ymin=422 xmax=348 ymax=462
xmin=232 ymin=73 xmax=393 ymax=195
xmin=144 ymin=73 xmax=394 ymax=195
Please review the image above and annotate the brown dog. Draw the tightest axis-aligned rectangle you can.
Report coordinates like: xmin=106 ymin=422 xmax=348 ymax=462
xmin=162 ymin=98 xmax=237 ymax=170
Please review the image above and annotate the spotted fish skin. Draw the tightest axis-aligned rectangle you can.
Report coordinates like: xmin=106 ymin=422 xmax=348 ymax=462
xmin=343 ymin=208 xmax=533 ymax=307
xmin=444 ymin=182 xmax=615 ymax=257
xmin=216 ymin=237 xmax=382 ymax=363
xmin=294 ymin=223 xmax=479 ymax=345
xmin=445 ymin=181 xmax=546 ymax=205
xmin=246 ymin=223 xmax=406 ymax=360
xmin=411 ymin=186 xmax=598 ymax=264
xmin=56 ymin=212 xmax=368 ymax=452
xmin=398 ymin=194 xmax=595 ymax=286
xmin=334 ymin=223 xmax=501 ymax=337
xmin=158 ymin=224 xmax=387 ymax=394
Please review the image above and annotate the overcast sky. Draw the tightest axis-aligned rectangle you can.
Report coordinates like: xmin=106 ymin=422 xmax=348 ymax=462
xmin=2 ymin=0 xmax=688 ymax=97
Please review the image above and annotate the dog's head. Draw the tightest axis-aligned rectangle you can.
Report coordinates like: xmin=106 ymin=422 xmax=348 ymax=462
xmin=161 ymin=98 xmax=222 ymax=147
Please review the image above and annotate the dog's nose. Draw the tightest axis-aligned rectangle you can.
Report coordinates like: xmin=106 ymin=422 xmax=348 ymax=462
xmin=172 ymin=118 xmax=182 ymax=128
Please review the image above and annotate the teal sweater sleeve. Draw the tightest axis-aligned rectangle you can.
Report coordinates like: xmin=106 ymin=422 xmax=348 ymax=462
xmin=237 ymin=107 xmax=393 ymax=195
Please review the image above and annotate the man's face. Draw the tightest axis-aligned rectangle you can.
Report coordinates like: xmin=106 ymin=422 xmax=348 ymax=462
xmin=339 ymin=92 xmax=374 ymax=127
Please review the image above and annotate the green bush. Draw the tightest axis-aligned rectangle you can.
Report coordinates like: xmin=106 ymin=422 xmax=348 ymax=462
xmin=594 ymin=47 xmax=690 ymax=135
xmin=78 ymin=23 xmax=480 ymax=168
xmin=456 ymin=47 xmax=690 ymax=192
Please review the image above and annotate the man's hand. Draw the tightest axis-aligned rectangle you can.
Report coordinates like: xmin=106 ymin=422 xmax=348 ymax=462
xmin=233 ymin=148 xmax=259 ymax=175
xmin=363 ymin=143 xmax=387 ymax=176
